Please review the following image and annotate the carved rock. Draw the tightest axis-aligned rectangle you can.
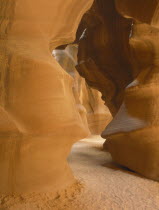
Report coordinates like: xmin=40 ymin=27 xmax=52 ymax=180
xmin=54 ymin=45 xmax=111 ymax=135
xmin=0 ymin=0 xmax=93 ymax=193
xmin=76 ymin=0 xmax=134 ymax=115
xmin=81 ymin=82 xmax=111 ymax=134
xmin=76 ymin=0 xmax=159 ymax=180
xmin=102 ymin=20 xmax=159 ymax=180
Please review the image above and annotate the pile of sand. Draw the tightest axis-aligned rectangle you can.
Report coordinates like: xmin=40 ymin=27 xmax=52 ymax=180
xmin=0 ymin=181 xmax=83 ymax=210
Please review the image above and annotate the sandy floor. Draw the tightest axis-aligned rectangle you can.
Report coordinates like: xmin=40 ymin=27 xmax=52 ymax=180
xmin=67 ymin=135 xmax=159 ymax=210
xmin=1 ymin=135 xmax=159 ymax=210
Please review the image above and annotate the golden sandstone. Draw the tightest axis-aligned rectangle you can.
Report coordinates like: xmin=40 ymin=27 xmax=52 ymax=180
xmin=1 ymin=0 xmax=159 ymax=200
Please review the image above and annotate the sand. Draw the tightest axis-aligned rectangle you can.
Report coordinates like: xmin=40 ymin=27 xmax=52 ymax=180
xmin=1 ymin=135 xmax=159 ymax=210
xmin=67 ymin=136 xmax=159 ymax=210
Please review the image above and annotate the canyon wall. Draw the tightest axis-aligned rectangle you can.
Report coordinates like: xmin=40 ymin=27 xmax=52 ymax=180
xmin=53 ymin=45 xmax=111 ymax=135
xmin=81 ymin=81 xmax=111 ymax=134
xmin=76 ymin=0 xmax=159 ymax=180
xmin=0 ymin=0 xmax=93 ymax=193
xmin=1 ymin=0 xmax=159 ymax=196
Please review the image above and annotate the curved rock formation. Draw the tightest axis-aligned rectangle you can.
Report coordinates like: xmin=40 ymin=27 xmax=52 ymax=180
xmin=102 ymin=0 xmax=159 ymax=181
xmin=80 ymin=82 xmax=111 ymax=134
xmin=76 ymin=0 xmax=159 ymax=180
xmin=0 ymin=0 xmax=93 ymax=193
xmin=76 ymin=0 xmax=134 ymax=115
xmin=53 ymin=45 xmax=90 ymax=134
xmin=1 ymin=0 xmax=159 ymax=197
xmin=53 ymin=45 xmax=111 ymax=135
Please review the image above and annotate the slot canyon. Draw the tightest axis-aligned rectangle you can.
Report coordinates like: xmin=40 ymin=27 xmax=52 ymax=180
xmin=1 ymin=0 xmax=159 ymax=209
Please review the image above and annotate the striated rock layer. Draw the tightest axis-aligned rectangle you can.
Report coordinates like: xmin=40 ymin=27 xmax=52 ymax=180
xmin=76 ymin=0 xmax=159 ymax=180
xmin=0 ymin=0 xmax=93 ymax=193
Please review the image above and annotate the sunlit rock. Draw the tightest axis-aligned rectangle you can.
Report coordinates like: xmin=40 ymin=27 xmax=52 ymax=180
xmin=53 ymin=45 xmax=111 ymax=135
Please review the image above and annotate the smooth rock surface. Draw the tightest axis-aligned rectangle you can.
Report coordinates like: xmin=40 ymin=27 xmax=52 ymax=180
xmin=75 ymin=0 xmax=159 ymax=180
xmin=54 ymin=45 xmax=111 ymax=135
xmin=0 ymin=0 xmax=93 ymax=193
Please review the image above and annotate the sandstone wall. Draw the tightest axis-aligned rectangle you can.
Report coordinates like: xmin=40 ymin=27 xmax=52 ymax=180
xmin=53 ymin=45 xmax=111 ymax=135
xmin=76 ymin=0 xmax=159 ymax=181
xmin=0 ymin=0 xmax=93 ymax=193
xmin=1 ymin=0 xmax=159 ymax=196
